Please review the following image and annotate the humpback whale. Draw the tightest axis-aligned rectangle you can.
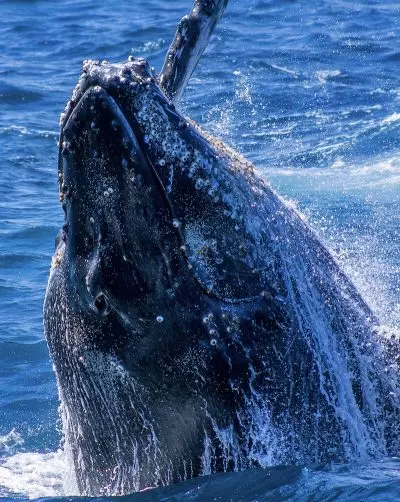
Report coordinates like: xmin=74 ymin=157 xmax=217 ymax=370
xmin=44 ymin=0 xmax=400 ymax=496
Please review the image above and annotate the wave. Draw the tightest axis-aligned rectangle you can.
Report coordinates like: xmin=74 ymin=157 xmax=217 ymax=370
xmin=0 ymin=126 xmax=58 ymax=140
xmin=0 ymin=83 xmax=43 ymax=105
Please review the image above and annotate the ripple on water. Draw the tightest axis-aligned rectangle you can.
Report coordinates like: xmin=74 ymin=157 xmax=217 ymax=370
xmin=0 ymin=83 xmax=43 ymax=105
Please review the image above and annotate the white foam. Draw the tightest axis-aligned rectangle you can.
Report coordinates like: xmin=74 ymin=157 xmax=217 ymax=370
xmin=0 ymin=450 xmax=64 ymax=499
xmin=0 ymin=125 xmax=57 ymax=138
xmin=315 ymin=69 xmax=341 ymax=84
xmin=263 ymin=153 xmax=400 ymax=190
xmin=382 ymin=112 xmax=400 ymax=124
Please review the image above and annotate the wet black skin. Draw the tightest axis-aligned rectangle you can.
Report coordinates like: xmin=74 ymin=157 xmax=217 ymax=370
xmin=44 ymin=59 xmax=291 ymax=495
xmin=49 ymin=0 xmax=392 ymax=495
xmin=44 ymin=54 xmax=399 ymax=497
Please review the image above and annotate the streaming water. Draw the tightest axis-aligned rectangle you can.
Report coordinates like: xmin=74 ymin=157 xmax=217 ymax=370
xmin=0 ymin=0 xmax=399 ymax=499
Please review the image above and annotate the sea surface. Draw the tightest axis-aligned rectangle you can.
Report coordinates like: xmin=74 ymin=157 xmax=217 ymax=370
xmin=0 ymin=0 xmax=399 ymax=500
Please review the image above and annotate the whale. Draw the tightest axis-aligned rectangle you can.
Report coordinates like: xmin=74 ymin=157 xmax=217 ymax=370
xmin=44 ymin=0 xmax=400 ymax=496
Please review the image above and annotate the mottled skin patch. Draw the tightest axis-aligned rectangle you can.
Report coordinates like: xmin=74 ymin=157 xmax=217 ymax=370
xmin=51 ymin=243 xmax=65 ymax=270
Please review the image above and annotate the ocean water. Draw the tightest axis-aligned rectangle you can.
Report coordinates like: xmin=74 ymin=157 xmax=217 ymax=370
xmin=0 ymin=0 xmax=399 ymax=500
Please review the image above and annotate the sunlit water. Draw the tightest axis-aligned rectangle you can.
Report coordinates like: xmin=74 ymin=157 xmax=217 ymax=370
xmin=0 ymin=0 xmax=399 ymax=500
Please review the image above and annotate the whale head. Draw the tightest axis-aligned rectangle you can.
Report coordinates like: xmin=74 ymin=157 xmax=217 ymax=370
xmin=44 ymin=55 xmax=393 ymax=496
xmin=44 ymin=57 xmax=276 ymax=494
xmin=56 ymin=57 xmax=271 ymax=319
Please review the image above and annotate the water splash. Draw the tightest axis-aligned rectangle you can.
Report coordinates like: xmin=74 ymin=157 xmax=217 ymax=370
xmin=0 ymin=429 xmax=24 ymax=455
xmin=0 ymin=450 xmax=64 ymax=499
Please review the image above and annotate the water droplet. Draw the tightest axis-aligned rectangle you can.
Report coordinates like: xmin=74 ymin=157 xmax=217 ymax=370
xmin=158 ymin=158 xmax=166 ymax=166
xmin=156 ymin=315 xmax=164 ymax=323
xmin=172 ymin=219 xmax=180 ymax=228
xmin=203 ymin=314 xmax=213 ymax=323
xmin=210 ymin=339 xmax=217 ymax=346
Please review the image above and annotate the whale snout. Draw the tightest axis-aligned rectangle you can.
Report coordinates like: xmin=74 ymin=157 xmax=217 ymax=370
xmin=60 ymin=84 xmax=151 ymax=256
xmin=59 ymin=57 xmax=157 ymax=131
xmin=57 ymin=77 xmax=180 ymax=323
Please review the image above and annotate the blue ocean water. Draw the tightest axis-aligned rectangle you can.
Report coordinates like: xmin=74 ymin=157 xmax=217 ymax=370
xmin=0 ymin=0 xmax=399 ymax=499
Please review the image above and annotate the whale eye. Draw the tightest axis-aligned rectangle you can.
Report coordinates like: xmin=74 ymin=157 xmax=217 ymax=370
xmin=94 ymin=293 xmax=111 ymax=317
